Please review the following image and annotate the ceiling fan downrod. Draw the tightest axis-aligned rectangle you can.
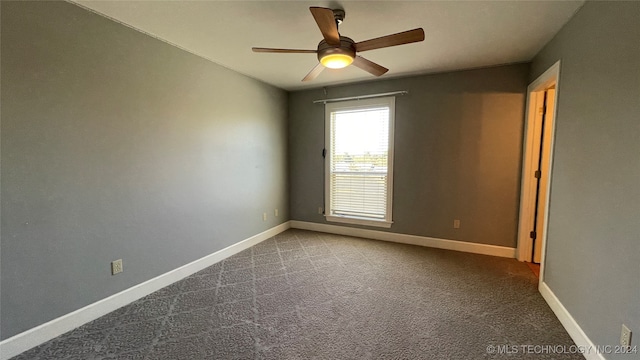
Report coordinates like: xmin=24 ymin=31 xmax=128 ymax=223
xmin=333 ymin=9 xmax=345 ymax=29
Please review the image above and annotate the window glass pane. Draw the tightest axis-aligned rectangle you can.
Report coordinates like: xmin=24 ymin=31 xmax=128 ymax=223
xmin=329 ymin=106 xmax=389 ymax=220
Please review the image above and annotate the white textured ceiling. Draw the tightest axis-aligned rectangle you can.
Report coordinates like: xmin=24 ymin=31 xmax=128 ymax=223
xmin=72 ymin=1 xmax=584 ymax=91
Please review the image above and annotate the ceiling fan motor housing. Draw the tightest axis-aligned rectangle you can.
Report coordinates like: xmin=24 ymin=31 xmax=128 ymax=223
xmin=317 ymin=36 xmax=356 ymax=62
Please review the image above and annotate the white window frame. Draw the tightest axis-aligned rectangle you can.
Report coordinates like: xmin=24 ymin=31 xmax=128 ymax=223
xmin=324 ymin=96 xmax=395 ymax=228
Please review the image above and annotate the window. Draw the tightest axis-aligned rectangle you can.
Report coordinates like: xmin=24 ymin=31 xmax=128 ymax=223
xmin=324 ymin=97 xmax=395 ymax=228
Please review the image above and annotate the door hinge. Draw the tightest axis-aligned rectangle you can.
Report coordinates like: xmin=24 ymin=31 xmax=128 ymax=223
xmin=322 ymin=148 xmax=326 ymax=158
xmin=534 ymin=170 xmax=541 ymax=179
xmin=530 ymin=231 xmax=537 ymax=240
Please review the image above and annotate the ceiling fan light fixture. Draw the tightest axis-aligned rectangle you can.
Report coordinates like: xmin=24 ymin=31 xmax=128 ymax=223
xmin=320 ymin=53 xmax=354 ymax=69
xmin=317 ymin=37 xmax=356 ymax=69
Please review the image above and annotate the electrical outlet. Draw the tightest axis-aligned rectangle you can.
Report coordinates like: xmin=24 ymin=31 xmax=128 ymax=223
xmin=318 ymin=207 xmax=323 ymax=214
xmin=274 ymin=208 xmax=279 ymax=217
xmin=454 ymin=219 xmax=461 ymax=229
xmin=621 ymin=324 xmax=632 ymax=347
xmin=111 ymin=259 xmax=123 ymax=275
xmin=263 ymin=212 xmax=267 ymax=221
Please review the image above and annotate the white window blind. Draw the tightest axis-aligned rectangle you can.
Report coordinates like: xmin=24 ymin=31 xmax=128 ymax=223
xmin=325 ymin=97 xmax=394 ymax=228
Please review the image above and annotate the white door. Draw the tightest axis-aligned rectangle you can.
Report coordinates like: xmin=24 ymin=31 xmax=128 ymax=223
xmin=533 ymin=88 xmax=555 ymax=263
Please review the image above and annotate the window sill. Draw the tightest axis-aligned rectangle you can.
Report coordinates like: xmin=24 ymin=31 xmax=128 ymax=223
xmin=325 ymin=215 xmax=393 ymax=228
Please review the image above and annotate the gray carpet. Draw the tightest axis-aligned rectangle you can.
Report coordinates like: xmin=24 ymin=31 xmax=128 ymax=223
xmin=11 ymin=229 xmax=582 ymax=359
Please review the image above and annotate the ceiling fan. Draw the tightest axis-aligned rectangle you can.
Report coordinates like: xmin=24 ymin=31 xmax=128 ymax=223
xmin=252 ymin=7 xmax=425 ymax=82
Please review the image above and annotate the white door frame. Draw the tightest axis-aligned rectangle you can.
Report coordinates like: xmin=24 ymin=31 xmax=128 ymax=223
xmin=516 ymin=61 xmax=561 ymax=282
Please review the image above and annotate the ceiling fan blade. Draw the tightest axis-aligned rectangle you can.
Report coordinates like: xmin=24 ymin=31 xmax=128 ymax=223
xmin=352 ymin=56 xmax=389 ymax=76
xmin=252 ymin=47 xmax=317 ymax=54
xmin=355 ymin=28 xmax=425 ymax=52
xmin=310 ymin=7 xmax=340 ymax=46
xmin=302 ymin=63 xmax=325 ymax=82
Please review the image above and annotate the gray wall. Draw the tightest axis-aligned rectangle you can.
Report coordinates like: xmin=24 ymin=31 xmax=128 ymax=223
xmin=530 ymin=1 xmax=640 ymax=357
xmin=289 ymin=64 xmax=529 ymax=247
xmin=1 ymin=1 xmax=288 ymax=340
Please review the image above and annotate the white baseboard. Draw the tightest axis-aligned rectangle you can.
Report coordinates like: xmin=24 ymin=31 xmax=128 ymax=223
xmin=0 ymin=221 xmax=291 ymax=360
xmin=539 ymin=282 xmax=604 ymax=360
xmin=290 ymin=221 xmax=516 ymax=258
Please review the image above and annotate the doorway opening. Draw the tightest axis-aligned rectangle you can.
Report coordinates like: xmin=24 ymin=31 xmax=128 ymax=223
xmin=517 ymin=61 xmax=560 ymax=282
